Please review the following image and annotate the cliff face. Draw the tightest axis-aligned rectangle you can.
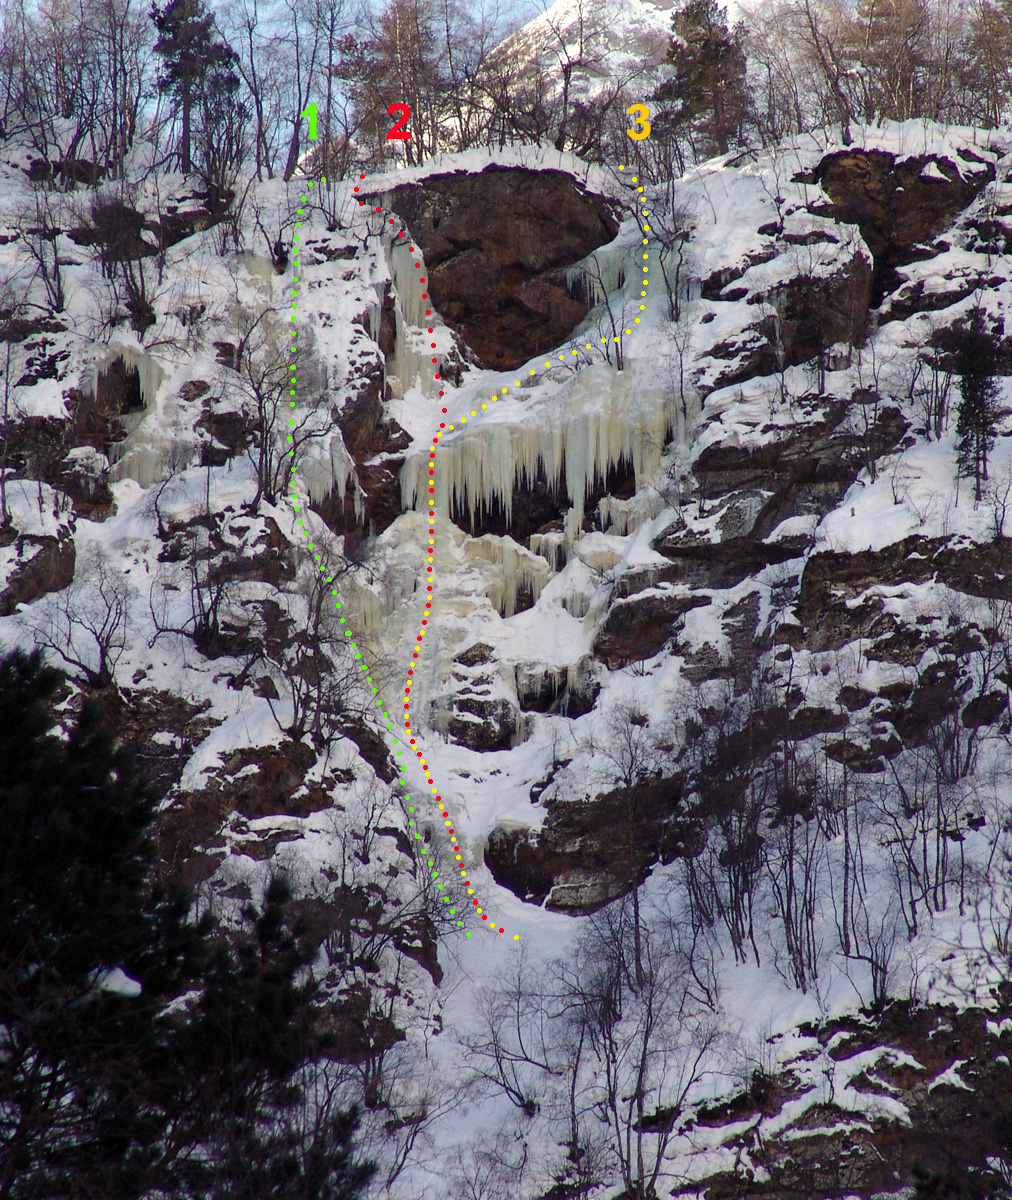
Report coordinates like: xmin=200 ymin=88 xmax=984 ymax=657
xmin=372 ymin=164 xmax=620 ymax=370
xmin=4 ymin=122 xmax=1012 ymax=1196
xmin=454 ymin=130 xmax=1012 ymax=918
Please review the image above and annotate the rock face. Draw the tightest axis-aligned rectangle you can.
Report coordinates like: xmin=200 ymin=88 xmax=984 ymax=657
xmin=809 ymin=148 xmax=995 ymax=301
xmin=774 ymin=252 xmax=872 ymax=365
xmin=485 ymin=775 xmax=684 ymax=913
xmin=798 ymin=534 xmax=1012 ymax=653
xmin=0 ymin=527 xmax=75 ymax=616
xmin=443 ymin=642 xmax=523 ymax=751
xmin=592 ymin=587 xmax=709 ymax=667
xmin=374 ymin=166 xmax=620 ymax=370
xmin=688 ymin=996 xmax=1012 ymax=1200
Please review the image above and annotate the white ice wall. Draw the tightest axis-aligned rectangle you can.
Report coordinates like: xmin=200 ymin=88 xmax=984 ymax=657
xmin=383 ymin=236 xmax=444 ymax=398
xmin=402 ymin=363 xmax=672 ymax=541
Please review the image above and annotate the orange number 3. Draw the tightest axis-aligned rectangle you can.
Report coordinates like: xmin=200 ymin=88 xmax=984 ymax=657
xmin=626 ymin=103 xmax=651 ymax=141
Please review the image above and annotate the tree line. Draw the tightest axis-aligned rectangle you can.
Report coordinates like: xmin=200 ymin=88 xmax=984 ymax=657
xmin=3 ymin=0 xmax=1012 ymax=202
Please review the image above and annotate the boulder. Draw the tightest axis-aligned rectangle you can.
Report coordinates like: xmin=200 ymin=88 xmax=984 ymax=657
xmin=372 ymin=165 xmax=619 ymax=370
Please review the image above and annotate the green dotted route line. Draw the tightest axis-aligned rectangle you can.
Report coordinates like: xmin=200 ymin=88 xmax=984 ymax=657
xmin=290 ymin=165 xmax=652 ymax=944
xmin=288 ymin=179 xmax=474 ymax=939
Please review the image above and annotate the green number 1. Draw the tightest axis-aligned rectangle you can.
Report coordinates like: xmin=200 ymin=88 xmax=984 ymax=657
xmin=301 ymin=102 xmax=317 ymax=140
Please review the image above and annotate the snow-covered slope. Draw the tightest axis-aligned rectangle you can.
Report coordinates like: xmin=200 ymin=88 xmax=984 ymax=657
xmin=5 ymin=115 xmax=1012 ymax=1196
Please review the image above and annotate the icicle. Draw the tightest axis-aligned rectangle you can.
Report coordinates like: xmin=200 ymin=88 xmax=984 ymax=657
xmin=100 ymin=345 xmax=178 ymax=486
xmin=464 ymin=533 xmax=553 ymax=617
xmin=402 ymin=364 xmax=672 ymax=548
xmin=529 ymin=531 xmax=568 ymax=570
xmin=300 ymin=432 xmax=361 ymax=518
xmin=368 ymin=282 xmax=385 ymax=342
xmin=597 ymin=488 xmax=666 ymax=536
xmin=380 ymin=235 xmax=446 ymax=398
xmin=564 ymin=241 xmax=630 ymax=309
xmin=515 ymin=664 xmax=567 ymax=710
xmin=563 ymin=588 xmax=591 ymax=619
xmin=93 ymin=345 xmax=165 ymax=410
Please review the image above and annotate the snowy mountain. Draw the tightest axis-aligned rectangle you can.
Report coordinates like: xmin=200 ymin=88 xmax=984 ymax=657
xmin=5 ymin=109 xmax=1012 ymax=1195
xmin=501 ymin=0 xmax=676 ymax=86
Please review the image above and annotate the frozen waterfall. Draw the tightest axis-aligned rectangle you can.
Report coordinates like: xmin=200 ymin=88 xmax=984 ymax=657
xmin=382 ymin=236 xmax=446 ymax=398
xmin=401 ymin=362 xmax=672 ymax=540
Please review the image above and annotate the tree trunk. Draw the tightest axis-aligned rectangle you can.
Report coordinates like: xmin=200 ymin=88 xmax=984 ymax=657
xmin=181 ymin=75 xmax=192 ymax=173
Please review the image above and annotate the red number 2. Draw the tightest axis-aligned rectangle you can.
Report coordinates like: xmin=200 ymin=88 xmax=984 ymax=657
xmin=386 ymin=103 xmax=411 ymax=140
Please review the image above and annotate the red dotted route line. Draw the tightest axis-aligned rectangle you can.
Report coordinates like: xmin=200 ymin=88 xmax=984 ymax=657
xmin=338 ymin=166 xmax=649 ymax=940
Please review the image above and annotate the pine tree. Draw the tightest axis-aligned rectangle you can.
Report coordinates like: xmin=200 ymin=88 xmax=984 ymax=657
xmin=652 ymin=0 xmax=751 ymax=159
xmin=150 ymin=0 xmax=240 ymax=174
xmin=0 ymin=648 xmax=198 ymax=1197
xmin=184 ymin=876 xmax=376 ymax=1199
xmin=954 ymin=308 xmax=1006 ymax=503
xmin=0 ymin=650 xmax=375 ymax=1199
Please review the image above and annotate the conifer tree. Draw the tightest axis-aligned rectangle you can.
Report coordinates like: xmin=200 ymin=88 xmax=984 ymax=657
xmin=185 ymin=875 xmax=376 ymax=1199
xmin=150 ymin=0 xmax=240 ymax=174
xmin=954 ymin=308 xmax=1006 ymax=502
xmin=0 ymin=649 xmax=375 ymax=1199
xmin=652 ymin=0 xmax=751 ymax=159
xmin=0 ymin=647 xmax=196 ymax=1197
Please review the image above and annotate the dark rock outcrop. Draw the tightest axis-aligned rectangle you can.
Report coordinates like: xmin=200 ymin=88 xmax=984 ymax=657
xmin=0 ymin=527 xmax=76 ymax=616
xmin=486 ymin=775 xmax=684 ymax=912
xmin=693 ymin=400 xmax=908 ymax=535
xmin=69 ymin=199 xmax=158 ymax=262
xmin=703 ymin=251 xmax=872 ymax=386
xmin=310 ymin=355 xmax=410 ymax=543
xmin=772 ymin=251 xmax=872 ymax=365
xmin=808 ymin=149 xmax=995 ymax=302
xmin=593 ymin=587 xmax=709 ymax=667
xmin=443 ymin=642 xmax=523 ymax=751
xmin=372 ymin=165 xmax=620 ymax=370
xmin=798 ymin=534 xmax=1012 ymax=653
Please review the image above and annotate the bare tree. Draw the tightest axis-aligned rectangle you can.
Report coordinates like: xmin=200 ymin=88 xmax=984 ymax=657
xmin=452 ymin=1121 xmax=535 ymax=1200
xmin=0 ymin=274 xmax=34 ymax=529
xmin=463 ymin=942 xmax=561 ymax=1115
xmin=261 ymin=566 xmax=371 ymax=749
xmin=550 ymin=896 xmax=723 ymax=1200
xmin=15 ymin=187 xmax=67 ymax=312
xmin=26 ymin=542 xmax=131 ymax=689
xmin=590 ymin=702 xmax=676 ymax=986
xmin=223 ymin=288 xmax=332 ymax=509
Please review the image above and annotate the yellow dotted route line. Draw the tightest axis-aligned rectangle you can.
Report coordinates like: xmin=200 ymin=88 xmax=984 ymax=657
xmin=290 ymin=166 xmax=651 ymax=942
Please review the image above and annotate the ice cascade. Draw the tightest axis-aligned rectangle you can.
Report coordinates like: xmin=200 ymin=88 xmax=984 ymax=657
xmin=300 ymin=433 xmax=362 ymax=521
xmin=98 ymin=345 xmax=173 ymax=486
xmin=382 ymin=235 xmax=445 ymax=398
xmin=564 ymin=241 xmax=629 ymax=310
xmin=464 ymin=534 xmax=553 ymax=617
xmin=402 ymin=362 xmax=671 ymax=540
xmin=93 ymin=344 xmax=165 ymax=414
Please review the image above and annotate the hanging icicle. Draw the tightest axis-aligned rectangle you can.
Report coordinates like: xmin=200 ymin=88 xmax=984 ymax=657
xmin=402 ymin=364 xmax=672 ymax=546
xmin=464 ymin=534 xmax=553 ymax=617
